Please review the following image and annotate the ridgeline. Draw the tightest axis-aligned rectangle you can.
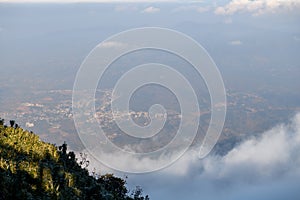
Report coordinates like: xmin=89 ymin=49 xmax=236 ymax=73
xmin=0 ymin=118 xmax=149 ymax=200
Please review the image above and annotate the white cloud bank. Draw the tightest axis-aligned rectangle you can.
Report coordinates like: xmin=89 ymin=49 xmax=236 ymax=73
xmin=215 ymin=0 xmax=300 ymax=16
xmin=81 ymin=112 xmax=300 ymax=199
xmin=125 ymin=112 xmax=300 ymax=199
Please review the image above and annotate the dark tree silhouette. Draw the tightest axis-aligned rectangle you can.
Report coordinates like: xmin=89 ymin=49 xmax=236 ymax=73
xmin=9 ymin=120 xmax=15 ymax=127
xmin=0 ymin=118 xmax=4 ymax=126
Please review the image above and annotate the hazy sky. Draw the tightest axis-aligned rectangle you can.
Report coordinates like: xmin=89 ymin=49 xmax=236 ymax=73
xmin=1 ymin=0 xmax=300 ymax=14
xmin=1 ymin=0 xmax=299 ymax=91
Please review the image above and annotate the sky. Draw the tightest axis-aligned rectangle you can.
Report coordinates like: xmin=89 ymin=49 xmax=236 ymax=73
xmin=0 ymin=0 xmax=204 ymax=3
xmin=1 ymin=0 xmax=300 ymax=14
xmin=1 ymin=0 xmax=299 ymax=91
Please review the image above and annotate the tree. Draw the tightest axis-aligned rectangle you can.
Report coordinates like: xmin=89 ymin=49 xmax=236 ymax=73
xmin=9 ymin=120 xmax=15 ymax=127
xmin=0 ymin=118 xmax=4 ymax=126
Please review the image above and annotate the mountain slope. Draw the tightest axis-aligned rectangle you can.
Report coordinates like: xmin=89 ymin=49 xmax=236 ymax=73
xmin=0 ymin=119 xmax=148 ymax=200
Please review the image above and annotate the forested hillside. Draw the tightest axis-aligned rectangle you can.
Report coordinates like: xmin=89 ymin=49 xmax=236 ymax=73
xmin=0 ymin=118 xmax=149 ymax=200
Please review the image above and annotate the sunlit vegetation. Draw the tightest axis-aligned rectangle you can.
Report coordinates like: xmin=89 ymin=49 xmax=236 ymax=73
xmin=0 ymin=118 xmax=149 ymax=200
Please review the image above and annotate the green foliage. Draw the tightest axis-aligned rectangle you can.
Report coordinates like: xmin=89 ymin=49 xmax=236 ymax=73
xmin=0 ymin=118 xmax=149 ymax=200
